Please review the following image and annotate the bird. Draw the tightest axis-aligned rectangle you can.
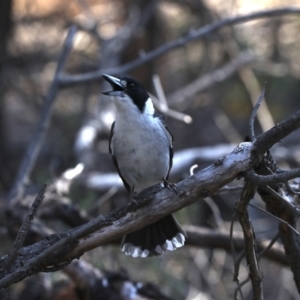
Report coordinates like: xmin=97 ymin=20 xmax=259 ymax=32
xmin=102 ymin=74 xmax=186 ymax=258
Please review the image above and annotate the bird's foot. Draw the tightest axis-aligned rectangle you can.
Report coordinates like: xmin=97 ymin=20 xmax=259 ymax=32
xmin=163 ymin=179 xmax=178 ymax=195
xmin=129 ymin=192 xmax=139 ymax=207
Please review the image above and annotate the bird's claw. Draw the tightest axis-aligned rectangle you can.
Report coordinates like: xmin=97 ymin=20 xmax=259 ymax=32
xmin=129 ymin=194 xmax=138 ymax=207
xmin=163 ymin=179 xmax=178 ymax=195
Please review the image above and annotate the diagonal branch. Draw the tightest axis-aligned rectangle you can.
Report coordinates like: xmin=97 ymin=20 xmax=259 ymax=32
xmin=254 ymin=110 xmax=300 ymax=156
xmin=5 ymin=185 xmax=46 ymax=272
xmin=245 ymin=168 xmax=300 ymax=186
xmin=0 ymin=106 xmax=300 ymax=289
xmin=168 ymin=51 xmax=255 ymax=108
xmin=6 ymin=26 xmax=77 ymax=203
xmin=59 ymin=7 xmax=300 ymax=86
xmin=0 ymin=142 xmax=253 ymax=289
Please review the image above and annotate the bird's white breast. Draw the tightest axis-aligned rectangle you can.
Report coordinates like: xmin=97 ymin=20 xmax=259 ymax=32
xmin=111 ymin=102 xmax=171 ymax=193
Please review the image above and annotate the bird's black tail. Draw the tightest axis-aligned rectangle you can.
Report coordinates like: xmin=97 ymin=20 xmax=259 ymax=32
xmin=121 ymin=214 xmax=186 ymax=257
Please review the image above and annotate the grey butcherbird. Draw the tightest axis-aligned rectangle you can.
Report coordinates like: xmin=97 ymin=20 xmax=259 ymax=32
xmin=102 ymin=74 xmax=186 ymax=258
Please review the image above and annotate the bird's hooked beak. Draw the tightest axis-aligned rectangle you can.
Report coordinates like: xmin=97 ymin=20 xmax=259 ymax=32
xmin=102 ymin=74 xmax=125 ymax=97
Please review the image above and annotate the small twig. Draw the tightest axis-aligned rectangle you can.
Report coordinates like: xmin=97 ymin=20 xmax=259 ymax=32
xmin=249 ymin=203 xmax=300 ymax=236
xmin=237 ymin=181 xmax=263 ymax=300
xmin=6 ymin=26 xmax=77 ymax=204
xmin=257 ymin=233 xmax=279 ymax=259
xmin=230 ymin=212 xmax=237 ymax=275
xmin=5 ymin=185 xmax=46 ymax=271
xmin=233 ymin=233 xmax=280 ymax=298
xmin=230 ymin=211 xmax=245 ymax=300
xmin=234 ymin=277 xmax=250 ymax=300
xmin=203 ymin=197 xmax=225 ymax=229
xmin=149 ymin=92 xmax=192 ymax=124
xmin=233 ymin=249 xmax=245 ymax=285
xmin=244 ymin=169 xmax=300 ymax=190
xmin=169 ymin=51 xmax=254 ymax=109
xmin=249 ymin=87 xmax=265 ymax=142
xmin=152 ymin=74 xmax=169 ymax=111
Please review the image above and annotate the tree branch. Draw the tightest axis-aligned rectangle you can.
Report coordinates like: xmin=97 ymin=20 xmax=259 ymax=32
xmin=0 ymin=142 xmax=253 ymax=289
xmin=245 ymin=168 xmax=300 ymax=186
xmin=59 ymin=7 xmax=300 ymax=86
xmin=254 ymin=110 xmax=300 ymax=156
xmin=6 ymin=26 xmax=77 ymax=203
xmin=185 ymin=226 xmax=287 ymax=266
xmin=249 ymin=88 xmax=265 ymax=142
xmin=4 ymin=185 xmax=46 ymax=272
xmin=1 ymin=105 xmax=300 ymax=289
xmin=168 ymin=51 xmax=255 ymax=109
xmin=236 ymin=182 xmax=263 ymax=300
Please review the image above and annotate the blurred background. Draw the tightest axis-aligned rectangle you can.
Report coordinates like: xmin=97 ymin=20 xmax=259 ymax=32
xmin=1 ymin=0 xmax=300 ymax=299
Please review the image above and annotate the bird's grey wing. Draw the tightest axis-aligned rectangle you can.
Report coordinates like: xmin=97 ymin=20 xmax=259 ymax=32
xmin=155 ymin=114 xmax=173 ymax=146
xmin=164 ymin=125 xmax=174 ymax=180
xmin=109 ymin=121 xmax=131 ymax=193
xmin=109 ymin=121 xmax=115 ymax=155
xmin=156 ymin=117 xmax=174 ymax=180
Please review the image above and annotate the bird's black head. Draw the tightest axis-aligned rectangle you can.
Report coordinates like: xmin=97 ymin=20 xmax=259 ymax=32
xmin=102 ymin=74 xmax=149 ymax=113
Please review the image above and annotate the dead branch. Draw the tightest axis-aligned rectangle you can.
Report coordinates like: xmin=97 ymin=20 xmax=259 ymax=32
xmin=59 ymin=7 xmax=300 ymax=86
xmin=236 ymin=182 xmax=263 ymax=300
xmin=6 ymin=26 xmax=77 ymax=204
xmin=1 ymin=8 xmax=300 ymax=297
xmin=184 ymin=226 xmax=287 ymax=266
xmin=245 ymin=169 xmax=300 ymax=186
xmin=249 ymin=88 xmax=265 ymax=142
xmin=0 ymin=106 xmax=300 ymax=288
xmin=253 ymin=110 xmax=300 ymax=156
xmin=0 ymin=141 xmax=252 ymax=289
xmin=168 ymin=51 xmax=255 ymax=109
xmin=4 ymin=185 xmax=46 ymax=272
xmin=1 ymin=107 xmax=300 ymax=288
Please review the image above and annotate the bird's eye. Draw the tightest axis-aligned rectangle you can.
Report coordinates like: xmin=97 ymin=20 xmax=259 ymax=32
xmin=128 ymin=83 xmax=135 ymax=88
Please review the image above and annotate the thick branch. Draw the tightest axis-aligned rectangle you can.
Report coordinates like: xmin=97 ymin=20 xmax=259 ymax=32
xmin=0 ymin=142 xmax=253 ymax=288
xmin=1 ymin=107 xmax=300 ymax=288
xmin=67 ymin=143 xmax=253 ymax=258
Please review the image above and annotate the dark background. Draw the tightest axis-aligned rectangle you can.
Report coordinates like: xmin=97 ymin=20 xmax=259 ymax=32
xmin=0 ymin=0 xmax=300 ymax=299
